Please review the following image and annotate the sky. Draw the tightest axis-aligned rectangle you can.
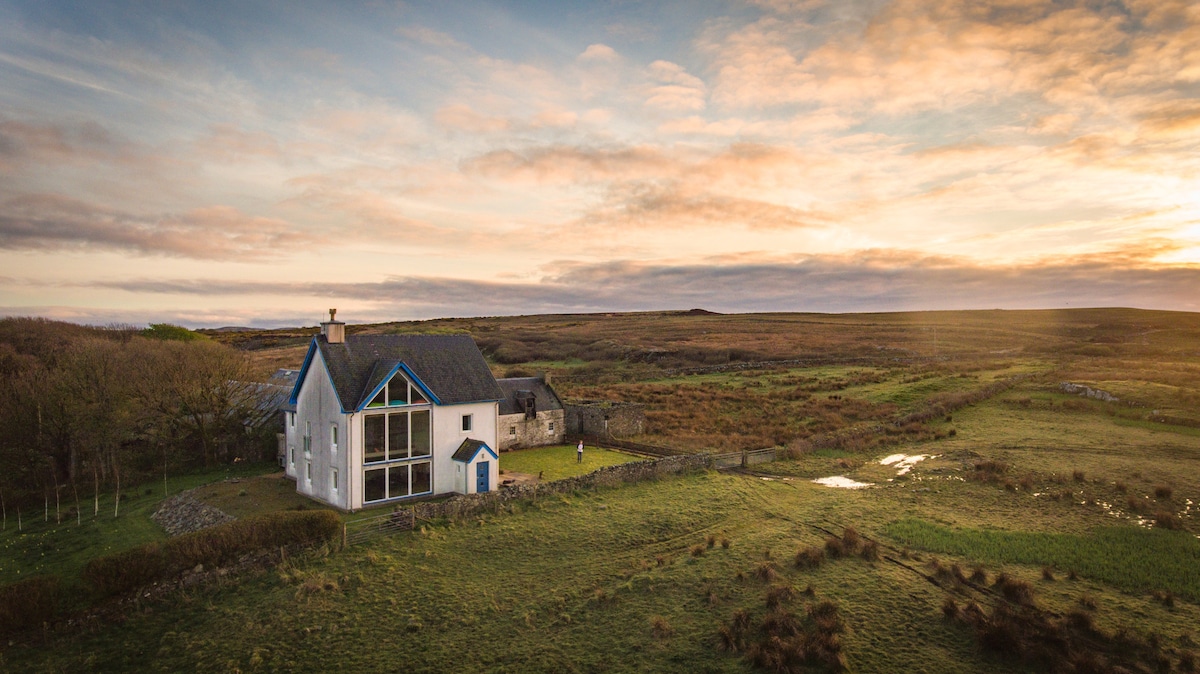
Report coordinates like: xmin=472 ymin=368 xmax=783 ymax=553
xmin=1 ymin=0 xmax=1198 ymax=328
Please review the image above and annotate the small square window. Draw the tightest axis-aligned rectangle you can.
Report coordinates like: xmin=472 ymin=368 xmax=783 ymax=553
xmin=462 ymin=414 xmax=473 ymax=432
xmin=509 ymin=426 xmax=516 ymax=436
xmin=548 ymin=422 xmax=555 ymax=432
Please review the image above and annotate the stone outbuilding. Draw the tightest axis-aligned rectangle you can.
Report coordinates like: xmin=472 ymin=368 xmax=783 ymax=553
xmin=496 ymin=375 xmax=565 ymax=450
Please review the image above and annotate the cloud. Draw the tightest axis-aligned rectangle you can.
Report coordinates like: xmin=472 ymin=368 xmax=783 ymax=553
xmin=578 ymin=181 xmax=831 ymax=231
xmin=434 ymin=104 xmax=512 ymax=133
xmin=644 ymin=60 xmax=707 ymax=111
xmin=0 ymin=194 xmax=318 ymax=260
xmin=0 ymin=117 xmax=127 ymax=169
xmin=79 ymin=249 xmax=1200 ymax=325
xmin=578 ymin=44 xmax=619 ymax=62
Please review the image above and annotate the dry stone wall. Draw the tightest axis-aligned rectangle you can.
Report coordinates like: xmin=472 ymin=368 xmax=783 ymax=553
xmin=406 ymin=452 xmax=709 ymax=523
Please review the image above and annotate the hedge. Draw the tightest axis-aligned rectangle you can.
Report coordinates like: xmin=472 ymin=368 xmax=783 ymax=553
xmin=83 ymin=509 xmax=341 ymax=597
xmin=0 ymin=575 xmax=60 ymax=635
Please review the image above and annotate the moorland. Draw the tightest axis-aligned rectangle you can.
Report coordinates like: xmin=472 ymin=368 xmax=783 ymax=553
xmin=2 ymin=307 xmax=1199 ymax=673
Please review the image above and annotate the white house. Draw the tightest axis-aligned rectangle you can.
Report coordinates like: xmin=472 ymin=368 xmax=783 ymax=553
xmin=284 ymin=312 xmax=502 ymax=510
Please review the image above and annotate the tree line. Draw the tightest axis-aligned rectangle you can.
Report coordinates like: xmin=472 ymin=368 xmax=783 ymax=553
xmin=0 ymin=317 xmax=279 ymax=518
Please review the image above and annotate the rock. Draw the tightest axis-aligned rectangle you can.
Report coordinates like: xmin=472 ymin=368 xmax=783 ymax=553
xmin=151 ymin=490 xmax=235 ymax=536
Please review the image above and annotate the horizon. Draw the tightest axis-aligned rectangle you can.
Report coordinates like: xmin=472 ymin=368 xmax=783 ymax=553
xmin=7 ymin=304 xmax=1197 ymax=332
xmin=2 ymin=0 xmax=1199 ymax=327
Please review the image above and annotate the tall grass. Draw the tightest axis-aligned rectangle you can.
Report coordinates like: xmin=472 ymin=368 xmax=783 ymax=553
xmin=886 ymin=519 xmax=1200 ymax=600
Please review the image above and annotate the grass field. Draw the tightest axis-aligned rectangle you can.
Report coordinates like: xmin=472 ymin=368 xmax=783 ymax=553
xmin=4 ymin=308 xmax=1199 ymax=672
xmin=0 ymin=462 xmax=283 ymax=589
xmin=500 ymin=444 xmax=644 ymax=481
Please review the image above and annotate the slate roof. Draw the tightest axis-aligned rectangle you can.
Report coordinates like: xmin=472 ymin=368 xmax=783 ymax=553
xmin=308 ymin=334 xmax=503 ymax=412
xmin=496 ymin=376 xmax=564 ymax=416
xmin=452 ymin=438 xmax=495 ymax=462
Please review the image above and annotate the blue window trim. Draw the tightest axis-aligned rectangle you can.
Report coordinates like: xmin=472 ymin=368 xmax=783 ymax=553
xmin=358 ymin=363 xmax=441 ymax=410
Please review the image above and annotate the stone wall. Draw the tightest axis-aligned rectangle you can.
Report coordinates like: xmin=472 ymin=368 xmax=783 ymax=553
xmin=405 ymin=452 xmax=709 ymax=524
xmin=564 ymin=400 xmax=645 ymax=438
xmin=498 ymin=409 xmax=566 ymax=450
xmin=1060 ymin=382 xmax=1118 ymax=402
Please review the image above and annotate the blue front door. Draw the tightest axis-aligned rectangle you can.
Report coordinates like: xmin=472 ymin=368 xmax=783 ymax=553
xmin=476 ymin=461 xmax=489 ymax=493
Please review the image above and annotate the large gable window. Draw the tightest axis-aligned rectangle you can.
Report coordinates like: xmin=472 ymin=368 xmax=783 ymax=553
xmin=367 ymin=373 xmax=430 ymax=409
xmin=363 ymin=408 xmax=432 ymax=504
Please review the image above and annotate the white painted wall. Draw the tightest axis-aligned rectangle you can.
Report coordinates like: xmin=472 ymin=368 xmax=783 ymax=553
xmin=431 ymin=401 xmax=498 ymax=495
xmin=293 ymin=351 xmax=350 ymax=510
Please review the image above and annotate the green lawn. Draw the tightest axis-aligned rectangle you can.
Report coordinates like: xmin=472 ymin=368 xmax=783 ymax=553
xmin=500 ymin=444 xmax=643 ymax=481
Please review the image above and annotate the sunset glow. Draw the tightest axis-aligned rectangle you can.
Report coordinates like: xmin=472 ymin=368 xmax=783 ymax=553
xmin=2 ymin=0 xmax=1198 ymax=326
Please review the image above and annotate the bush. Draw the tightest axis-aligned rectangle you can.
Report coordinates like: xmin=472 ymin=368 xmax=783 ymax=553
xmin=0 ymin=575 xmax=60 ymax=635
xmin=84 ymin=510 xmax=341 ymax=597
xmin=1153 ymin=511 xmax=1183 ymax=530
xmin=1154 ymin=485 xmax=1173 ymax=500
xmin=795 ymin=546 xmax=824 ymax=569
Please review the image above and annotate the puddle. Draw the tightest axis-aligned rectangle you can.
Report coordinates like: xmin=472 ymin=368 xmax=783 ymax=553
xmin=813 ymin=476 xmax=874 ymax=489
xmin=879 ymin=453 xmax=936 ymax=476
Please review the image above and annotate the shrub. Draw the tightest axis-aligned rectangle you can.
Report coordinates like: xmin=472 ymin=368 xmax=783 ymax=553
xmin=1073 ymin=470 xmax=1086 ymax=483
xmin=720 ymin=536 xmax=732 ymax=549
xmin=753 ymin=561 xmax=780 ymax=582
xmin=690 ymin=544 xmax=706 ymax=557
xmin=1153 ymin=511 xmax=1182 ymax=530
xmin=706 ymin=533 xmax=717 ymax=549
xmin=1041 ymin=566 xmax=1055 ymax=581
xmin=795 ymin=546 xmax=824 ymax=569
xmin=841 ymin=527 xmax=861 ymax=554
xmin=993 ymin=573 xmax=1035 ymax=606
xmin=765 ymin=584 xmax=797 ymax=610
xmin=0 ymin=575 xmax=60 ymax=635
xmin=941 ymin=596 xmax=959 ymax=620
xmin=970 ymin=566 xmax=988 ymax=584
xmin=84 ymin=510 xmax=342 ymax=597
xmin=1115 ymin=481 xmax=1128 ymax=493
xmin=1078 ymin=594 xmax=1096 ymax=610
xmin=1180 ymin=650 xmax=1196 ymax=672
xmin=824 ymin=537 xmax=846 ymax=558
xmin=650 ymin=615 xmax=674 ymax=639
xmin=860 ymin=540 xmax=880 ymax=562
xmin=1154 ymin=485 xmax=1173 ymax=499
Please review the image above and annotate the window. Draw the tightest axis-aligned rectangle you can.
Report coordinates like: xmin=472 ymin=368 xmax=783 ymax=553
xmin=303 ymin=422 xmax=312 ymax=456
xmin=509 ymin=426 xmax=516 ymax=437
xmin=289 ymin=445 xmax=295 ymax=466
xmin=366 ymin=375 xmax=429 ymax=409
xmin=305 ymin=461 xmax=312 ymax=482
xmin=289 ymin=412 xmax=295 ymax=428
xmin=462 ymin=414 xmax=473 ymax=432
xmin=331 ymin=424 xmax=339 ymax=453
xmin=332 ymin=469 xmax=339 ymax=492
xmin=364 ymin=461 xmax=431 ymax=503
xmin=365 ymin=410 xmax=431 ymax=464
xmin=548 ymin=422 xmax=555 ymax=432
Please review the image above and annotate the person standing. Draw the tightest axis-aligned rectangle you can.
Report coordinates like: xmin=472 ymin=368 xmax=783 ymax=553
xmin=576 ymin=440 xmax=584 ymax=464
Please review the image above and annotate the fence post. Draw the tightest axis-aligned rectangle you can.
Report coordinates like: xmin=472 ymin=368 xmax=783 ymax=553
xmin=342 ymin=522 xmax=347 ymax=549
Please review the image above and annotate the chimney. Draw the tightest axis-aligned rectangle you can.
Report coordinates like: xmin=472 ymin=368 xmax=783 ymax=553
xmin=320 ymin=308 xmax=345 ymax=344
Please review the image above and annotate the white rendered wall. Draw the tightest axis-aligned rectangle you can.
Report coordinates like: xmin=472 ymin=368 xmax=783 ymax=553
xmin=432 ymin=401 xmax=498 ymax=496
xmin=293 ymin=351 xmax=350 ymax=510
